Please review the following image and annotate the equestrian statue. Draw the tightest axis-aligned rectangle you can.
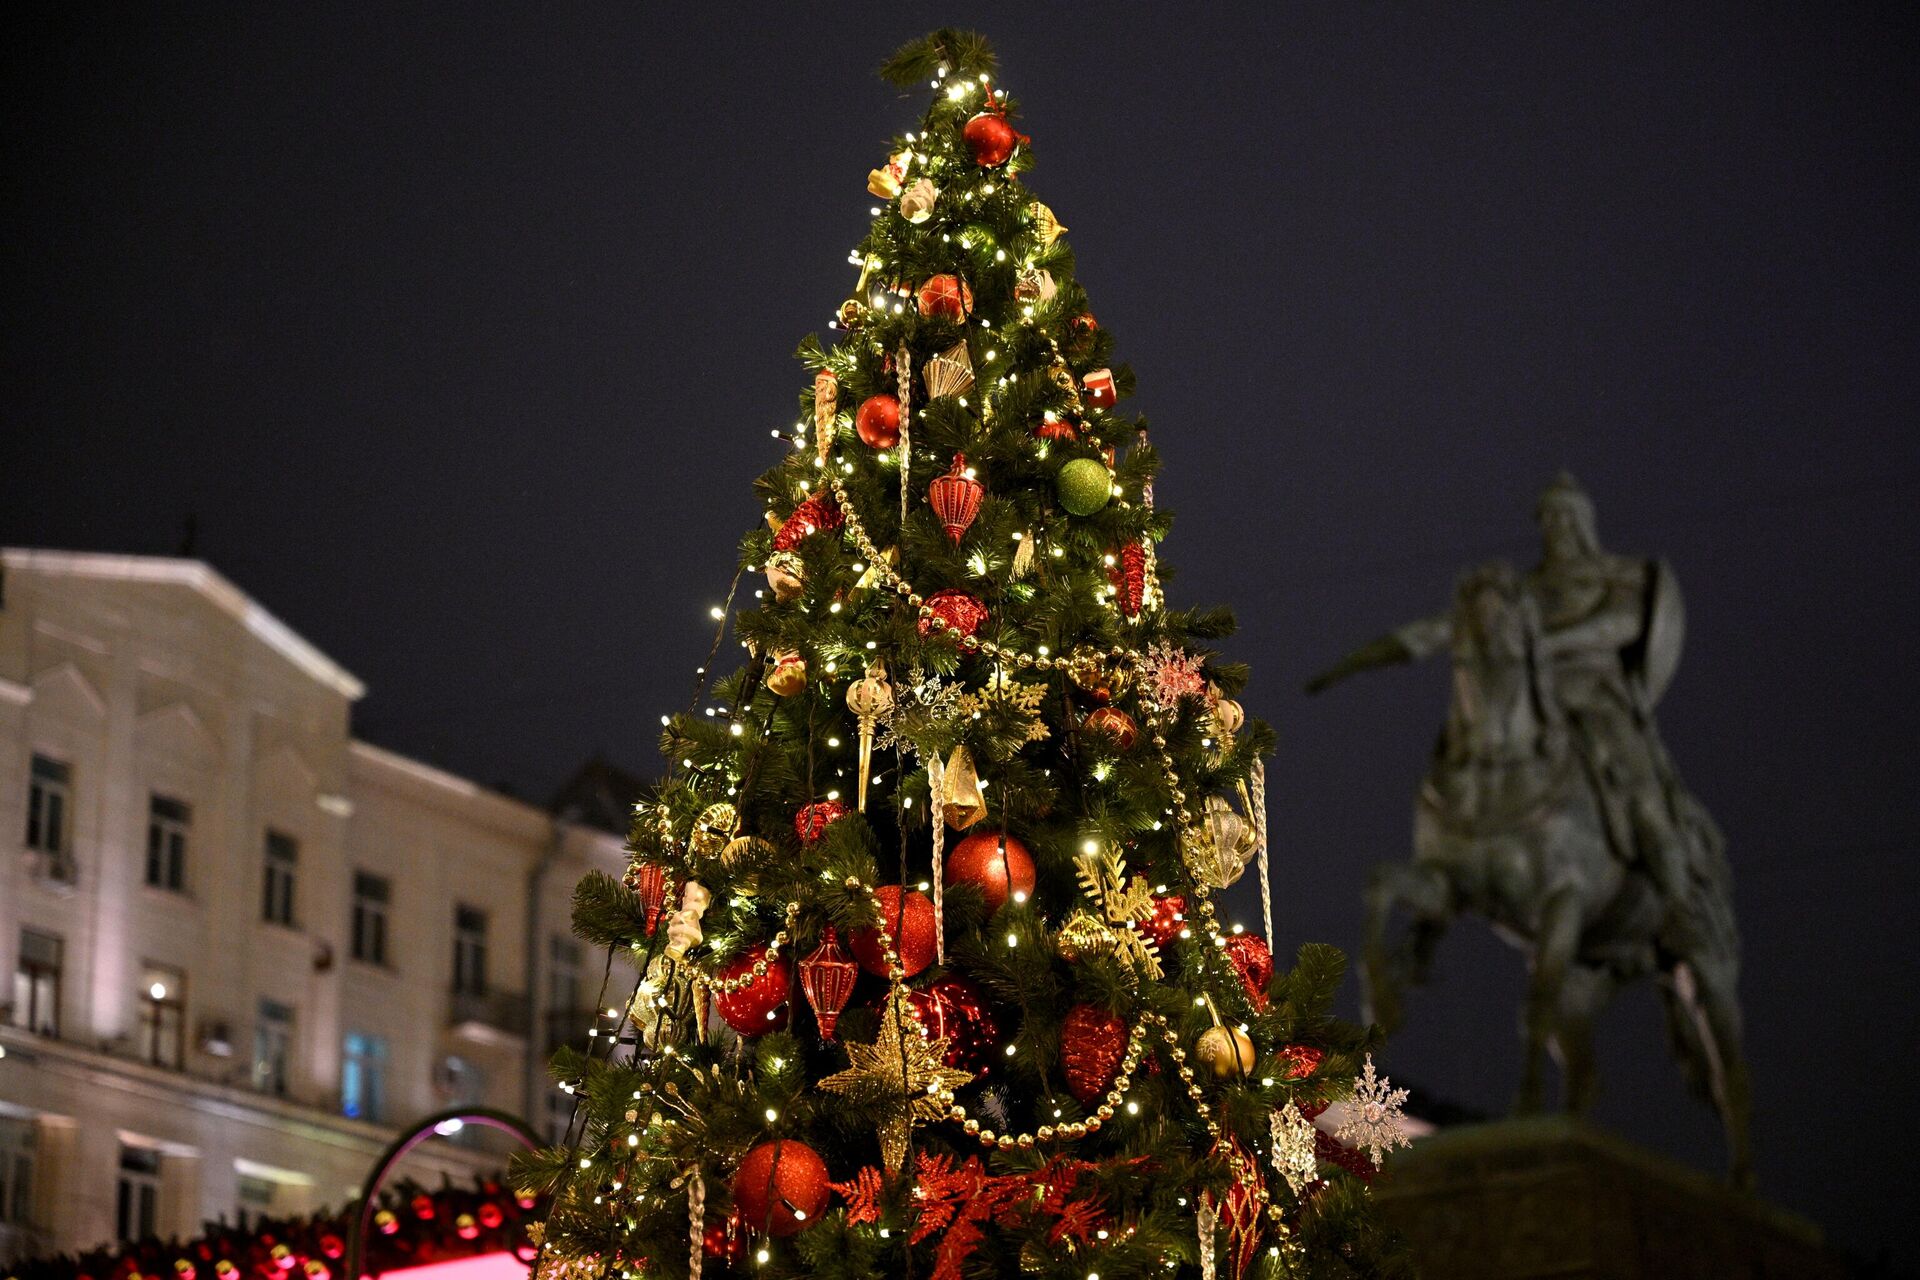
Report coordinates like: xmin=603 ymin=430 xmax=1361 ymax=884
xmin=1308 ymin=473 xmax=1751 ymax=1186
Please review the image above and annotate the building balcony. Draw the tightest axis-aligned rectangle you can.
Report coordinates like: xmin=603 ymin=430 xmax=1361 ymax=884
xmin=447 ymin=990 xmax=529 ymax=1043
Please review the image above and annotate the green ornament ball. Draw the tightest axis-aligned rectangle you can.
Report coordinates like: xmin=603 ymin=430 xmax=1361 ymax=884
xmin=1057 ymin=457 xmax=1112 ymax=516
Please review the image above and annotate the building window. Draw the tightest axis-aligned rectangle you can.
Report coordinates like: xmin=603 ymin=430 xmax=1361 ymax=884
xmin=252 ymin=999 xmax=294 ymax=1096
xmin=262 ymin=830 xmax=297 ymax=926
xmin=25 ymin=754 xmax=71 ymax=855
xmin=342 ymin=1032 xmax=388 ymax=1122
xmin=10 ymin=928 xmax=62 ymax=1037
xmin=546 ymin=934 xmax=581 ymax=1052
xmin=115 ymin=1144 xmax=160 ymax=1242
xmin=235 ymin=1173 xmax=277 ymax=1228
xmin=145 ymin=794 xmax=190 ymax=892
xmin=351 ymin=872 xmax=390 ymax=966
xmin=453 ymin=906 xmax=488 ymax=996
xmin=137 ymin=963 xmax=185 ymax=1070
xmin=0 ymin=1117 xmax=33 ymax=1227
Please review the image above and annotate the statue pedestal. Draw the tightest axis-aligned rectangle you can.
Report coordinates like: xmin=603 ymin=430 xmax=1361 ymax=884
xmin=1369 ymin=1117 xmax=1841 ymax=1279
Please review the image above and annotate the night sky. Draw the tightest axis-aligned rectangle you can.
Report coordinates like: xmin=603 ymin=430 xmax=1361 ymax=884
xmin=4 ymin=3 xmax=1914 ymax=1264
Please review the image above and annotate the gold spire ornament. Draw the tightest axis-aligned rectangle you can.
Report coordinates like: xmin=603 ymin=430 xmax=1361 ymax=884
xmin=1029 ymin=200 xmax=1067 ymax=246
xmin=845 ymin=663 xmax=894 ymax=812
xmin=816 ymin=993 xmax=974 ymax=1172
xmin=814 ymin=368 xmax=838 ymax=465
xmin=939 ymin=744 xmax=987 ymax=830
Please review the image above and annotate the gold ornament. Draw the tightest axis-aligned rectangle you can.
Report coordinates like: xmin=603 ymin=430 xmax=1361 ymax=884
xmin=765 ymin=551 xmax=804 ymax=603
xmin=836 ymin=298 xmax=865 ymax=330
xmin=767 ymin=650 xmax=807 ymax=697
xmin=816 ymin=994 xmax=974 ymax=1172
xmin=867 ymin=149 xmax=911 ymax=199
xmin=1196 ymin=1024 xmax=1256 ymax=1080
xmin=957 ymin=671 xmax=1050 ymax=747
xmin=690 ymin=803 xmax=739 ymax=856
xmin=720 ymin=834 xmax=772 ymax=867
xmin=1183 ymin=794 xmax=1258 ymax=889
xmin=1212 ymin=695 xmax=1245 ymax=740
xmin=1073 ymin=848 xmax=1163 ymax=980
xmin=1053 ymin=909 xmax=1117 ymax=963
xmin=1011 ymin=532 xmax=1035 ymax=579
xmin=940 ymin=744 xmax=987 ymax=830
xmin=1048 ymin=358 xmax=1083 ymax=412
xmin=899 ymin=177 xmax=938 ymax=224
xmin=1029 ymin=200 xmax=1067 ymax=246
xmin=813 ymin=369 xmax=838 ymax=466
xmin=845 ymin=663 xmax=895 ymax=812
xmin=923 ymin=340 xmax=975 ymax=400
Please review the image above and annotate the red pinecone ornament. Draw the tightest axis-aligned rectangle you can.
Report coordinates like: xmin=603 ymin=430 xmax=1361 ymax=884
xmin=849 ymin=884 xmax=937 ymax=978
xmin=928 ymin=453 xmax=984 ymax=544
xmin=1108 ymin=541 xmax=1146 ymax=616
xmin=1061 ymin=1004 xmax=1127 ymax=1104
xmin=797 ymin=926 xmax=858 ymax=1041
xmin=714 ymin=945 xmax=792 ymax=1034
xmin=1225 ymin=933 xmax=1274 ymax=1010
xmin=793 ymin=799 xmax=850 ymax=844
xmin=918 ymin=589 xmax=988 ymax=642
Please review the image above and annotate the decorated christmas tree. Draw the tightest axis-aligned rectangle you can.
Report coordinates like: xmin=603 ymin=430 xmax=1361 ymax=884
xmin=515 ymin=30 xmax=1410 ymax=1280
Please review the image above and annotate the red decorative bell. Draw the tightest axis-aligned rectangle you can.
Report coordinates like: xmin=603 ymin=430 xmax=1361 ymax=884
xmin=928 ymin=453 xmax=984 ymax=544
xmin=798 ymin=926 xmax=859 ymax=1040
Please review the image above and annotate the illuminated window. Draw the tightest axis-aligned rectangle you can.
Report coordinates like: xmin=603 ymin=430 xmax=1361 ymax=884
xmin=342 ymin=1032 xmax=388 ymax=1122
xmin=9 ymin=928 xmax=62 ymax=1037
xmin=137 ymin=963 xmax=185 ymax=1070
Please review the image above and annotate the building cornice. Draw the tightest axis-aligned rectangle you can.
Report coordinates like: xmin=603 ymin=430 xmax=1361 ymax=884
xmin=1 ymin=548 xmax=365 ymax=701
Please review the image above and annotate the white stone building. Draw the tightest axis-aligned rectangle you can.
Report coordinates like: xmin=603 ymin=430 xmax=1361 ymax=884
xmin=0 ymin=550 xmax=632 ymax=1261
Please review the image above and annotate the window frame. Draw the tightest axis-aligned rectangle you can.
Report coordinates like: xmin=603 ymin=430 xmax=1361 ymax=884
xmin=252 ymin=998 xmax=295 ymax=1096
xmin=115 ymin=1144 xmax=161 ymax=1243
xmin=137 ymin=963 xmax=186 ymax=1071
xmin=10 ymin=928 xmax=63 ymax=1038
xmin=25 ymin=753 xmax=71 ymax=857
xmin=261 ymin=829 xmax=298 ymax=927
xmin=350 ymin=871 xmax=391 ymax=967
xmin=452 ymin=904 xmax=488 ymax=997
xmin=145 ymin=793 xmax=191 ymax=893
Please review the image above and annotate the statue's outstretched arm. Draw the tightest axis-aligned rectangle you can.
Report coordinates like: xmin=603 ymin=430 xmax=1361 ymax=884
xmin=1306 ymin=612 xmax=1451 ymax=693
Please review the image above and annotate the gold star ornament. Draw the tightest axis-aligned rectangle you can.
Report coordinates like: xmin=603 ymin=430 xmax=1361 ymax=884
xmin=817 ymin=994 xmax=975 ymax=1172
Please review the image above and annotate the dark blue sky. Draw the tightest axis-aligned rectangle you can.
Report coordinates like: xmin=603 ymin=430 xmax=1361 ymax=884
xmin=4 ymin=3 xmax=1914 ymax=1264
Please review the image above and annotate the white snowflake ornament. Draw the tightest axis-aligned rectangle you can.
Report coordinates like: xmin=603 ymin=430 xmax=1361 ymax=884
xmin=1336 ymin=1054 xmax=1412 ymax=1168
xmin=1270 ymin=1099 xmax=1320 ymax=1194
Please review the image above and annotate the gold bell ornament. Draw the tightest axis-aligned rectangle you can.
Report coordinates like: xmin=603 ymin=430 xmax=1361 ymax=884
xmin=844 ymin=663 xmax=895 ymax=812
xmin=939 ymin=744 xmax=987 ymax=831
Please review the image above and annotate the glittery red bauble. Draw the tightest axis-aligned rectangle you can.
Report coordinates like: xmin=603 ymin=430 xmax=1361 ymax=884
xmin=917 ymin=589 xmax=988 ymax=642
xmin=771 ymin=492 xmax=843 ymax=551
xmin=703 ymin=1213 xmax=747 ymax=1265
xmin=794 ymin=800 xmax=850 ymax=845
xmin=962 ymin=112 xmax=1019 ymax=166
xmin=1108 ymin=541 xmax=1146 ymax=617
xmin=1061 ymin=1003 xmax=1127 ymax=1104
xmin=797 ymin=926 xmax=858 ymax=1040
xmin=849 ymin=885 xmax=937 ymax=978
xmin=1225 ymin=933 xmax=1274 ymax=1010
xmin=1033 ymin=416 xmax=1078 ymax=441
xmin=1083 ymin=706 xmax=1137 ymax=751
xmin=714 ymin=945 xmax=792 ymax=1034
xmin=731 ymin=1140 xmax=829 ymax=1238
xmin=945 ymin=831 xmax=1037 ymax=915
xmin=855 ymin=394 xmax=900 ymax=449
xmin=1138 ymin=894 xmax=1186 ymax=949
xmin=916 ymin=273 xmax=974 ymax=320
xmin=927 ymin=453 xmax=984 ymax=544
xmin=1277 ymin=1043 xmax=1326 ymax=1080
xmin=907 ymin=977 xmax=999 ymax=1073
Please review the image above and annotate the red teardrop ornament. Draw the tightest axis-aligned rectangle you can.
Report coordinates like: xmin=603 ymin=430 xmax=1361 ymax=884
xmin=928 ymin=453 xmax=984 ymax=545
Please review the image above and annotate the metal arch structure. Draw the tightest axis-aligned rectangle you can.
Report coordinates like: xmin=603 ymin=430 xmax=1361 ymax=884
xmin=345 ymin=1106 xmax=542 ymax=1280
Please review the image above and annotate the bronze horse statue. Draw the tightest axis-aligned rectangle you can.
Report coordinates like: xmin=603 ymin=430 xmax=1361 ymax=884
xmin=1312 ymin=478 xmax=1751 ymax=1186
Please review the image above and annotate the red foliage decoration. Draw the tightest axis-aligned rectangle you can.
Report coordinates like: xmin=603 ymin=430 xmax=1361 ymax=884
xmin=928 ymin=453 xmax=984 ymax=544
xmin=917 ymin=589 xmax=989 ymax=642
xmin=1224 ymin=933 xmax=1274 ymax=1010
xmin=793 ymin=799 xmax=850 ymax=845
xmin=1060 ymin=1004 xmax=1127 ymax=1104
xmin=1108 ymin=540 xmax=1146 ymax=616
xmin=1277 ymin=1042 xmax=1326 ymax=1080
xmin=771 ymin=492 xmax=844 ymax=552
xmin=797 ymin=925 xmax=859 ymax=1040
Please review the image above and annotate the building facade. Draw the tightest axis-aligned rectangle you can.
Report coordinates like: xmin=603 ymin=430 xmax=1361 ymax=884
xmin=0 ymin=550 xmax=630 ymax=1261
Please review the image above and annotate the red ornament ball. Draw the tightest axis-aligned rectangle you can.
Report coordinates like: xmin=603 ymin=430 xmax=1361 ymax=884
xmin=854 ymin=393 xmax=900 ymax=449
xmin=1061 ymin=1003 xmax=1127 ymax=1104
xmin=907 ymin=977 xmax=999 ymax=1074
xmin=794 ymin=800 xmax=850 ymax=845
xmin=731 ymin=1140 xmax=829 ymax=1238
xmin=916 ymin=273 xmax=974 ymax=320
xmin=1225 ymin=933 xmax=1275 ymax=1010
xmin=962 ymin=112 xmax=1019 ymax=166
xmin=917 ymin=589 xmax=988 ymax=642
xmin=476 ymin=1203 xmax=503 ymax=1231
xmin=1137 ymin=894 xmax=1186 ymax=949
xmin=1083 ymin=706 xmax=1138 ymax=752
xmin=703 ymin=1214 xmax=747 ymax=1266
xmin=945 ymin=830 xmax=1037 ymax=915
xmin=850 ymin=884 xmax=938 ymax=978
xmin=714 ymin=944 xmax=792 ymax=1034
